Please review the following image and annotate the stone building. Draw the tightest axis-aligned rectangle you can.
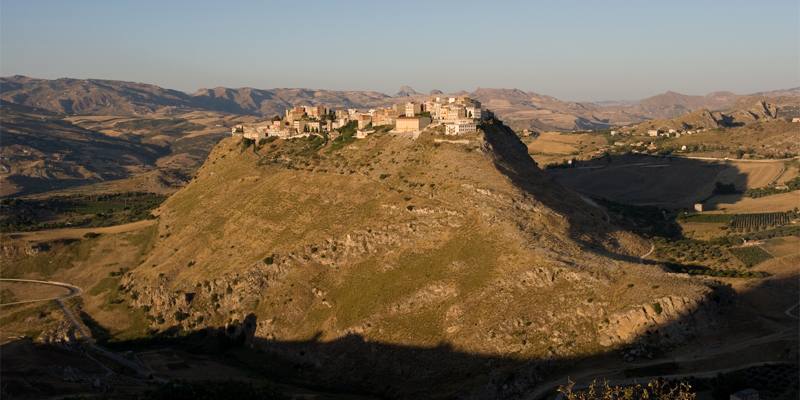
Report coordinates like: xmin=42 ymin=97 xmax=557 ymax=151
xmin=395 ymin=116 xmax=431 ymax=133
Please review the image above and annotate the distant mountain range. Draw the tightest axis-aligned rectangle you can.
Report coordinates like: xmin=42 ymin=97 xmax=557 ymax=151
xmin=2 ymin=75 xmax=798 ymax=131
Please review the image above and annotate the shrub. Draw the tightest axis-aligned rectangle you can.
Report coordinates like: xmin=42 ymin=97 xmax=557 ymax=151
xmin=559 ymin=379 xmax=696 ymax=399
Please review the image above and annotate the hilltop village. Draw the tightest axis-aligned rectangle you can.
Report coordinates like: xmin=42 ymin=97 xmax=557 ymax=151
xmin=231 ymin=95 xmax=490 ymax=140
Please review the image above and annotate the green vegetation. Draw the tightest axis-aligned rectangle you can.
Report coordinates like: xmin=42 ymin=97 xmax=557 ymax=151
xmin=114 ymin=118 xmax=204 ymax=135
xmin=729 ymin=246 xmax=773 ymax=267
xmin=730 ymin=211 xmax=797 ymax=232
xmin=2 ymin=238 xmax=95 ymax=278
xmin=329 ymin=121 xmax=357 ymax=151
xmin=679 ymin=213 xmax=733 ymax=224
xmin=654 ymin=237 xmax=727 ymax=266
xmin=680 ymin=210 xmax=797 ymax=233
xmin=663 ymin=262 xmax=769 ymax=278
xmin=0 ymin=192 xmax=165 ymax=232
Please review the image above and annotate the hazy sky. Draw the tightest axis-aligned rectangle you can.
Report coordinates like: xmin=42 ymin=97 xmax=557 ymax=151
xmin=1 ymin=0 xmax=798 ymax=101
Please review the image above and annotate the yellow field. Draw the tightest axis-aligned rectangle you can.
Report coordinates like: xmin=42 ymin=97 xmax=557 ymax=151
xmin=776 ymin=165 xmax=799 ymax=185
xmin=707 ymin=190 xmax=800 ymax=213
xmin=526 ymin=132 xmax=607 ymax=165
xmin=761 ymin=236 xmax=800 ymax=258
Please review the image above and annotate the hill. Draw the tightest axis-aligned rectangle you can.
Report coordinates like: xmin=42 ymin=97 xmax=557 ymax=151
xmin=3 ymin=75 xmax=798 ymax=133
xmin=0 ymin=105 xmax=167 ymax=196
xmin=0 ymin=75 xmax=393 ymax=117
xmin=115 ymin=121 xmax=714 ymax=396
xmin=0 ymin=75 xmax=193 ymax=115
xmin=0 ymin=104 xmax=239 ymax=197
xmin=190 ymin=87 xmax=392 ymax=116
xmin=630 ymin=98 xmax=798 ymax=133
xmin=630 ymin=90 xmax=739 ymax=119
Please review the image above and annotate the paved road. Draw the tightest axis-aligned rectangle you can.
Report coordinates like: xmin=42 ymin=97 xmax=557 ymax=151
xmin=0 ymin=278 xmax=83 ymax=307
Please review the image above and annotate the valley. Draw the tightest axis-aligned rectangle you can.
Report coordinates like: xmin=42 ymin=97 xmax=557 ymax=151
xmin=0 ymin=79 xmax=798 ymax=399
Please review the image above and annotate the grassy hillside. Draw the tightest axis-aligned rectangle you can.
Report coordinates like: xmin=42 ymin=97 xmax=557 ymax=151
xmin=112 ymin=121 xmax=713 ymax=394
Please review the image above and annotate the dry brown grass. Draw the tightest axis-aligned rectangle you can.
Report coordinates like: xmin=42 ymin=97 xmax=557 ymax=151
xmin=708 ymin=190 xmax=800 ymax=213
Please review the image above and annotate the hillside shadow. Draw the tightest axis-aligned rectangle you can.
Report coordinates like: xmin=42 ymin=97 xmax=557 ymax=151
xmin=543 ymin=153 xmax=748 ymax=210
xmin=3 ymin=275 xmax=796 ymax=399
xmin=479 ymin=121 xmax=747 ymax=263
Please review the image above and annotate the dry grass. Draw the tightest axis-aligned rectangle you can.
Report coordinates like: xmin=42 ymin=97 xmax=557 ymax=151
xmin=526 ymin=132 xmax=608 ymax=165
xmin=708 ymin=190 xmax=800 ymax=213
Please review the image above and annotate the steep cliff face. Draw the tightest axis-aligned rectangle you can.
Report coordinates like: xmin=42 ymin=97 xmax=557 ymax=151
xmin=118 ymin=121 xmax=714 ymax=394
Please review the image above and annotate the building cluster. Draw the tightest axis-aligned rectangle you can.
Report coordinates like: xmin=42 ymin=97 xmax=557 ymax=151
xmin=231 ymin=96 xmax=490 ymax=141
xmin=645 ymin=128 xmax=705 ymax=138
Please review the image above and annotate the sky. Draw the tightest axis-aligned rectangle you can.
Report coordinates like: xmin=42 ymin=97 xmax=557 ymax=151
xmin=1 ymin=0 xmax=798 ymax=101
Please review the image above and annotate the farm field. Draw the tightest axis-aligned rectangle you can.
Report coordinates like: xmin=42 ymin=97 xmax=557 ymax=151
xmin=550 ymin=155 xmax=729 ymax=207
xmin=729 ymin=245 xmax=773 ymax=268
xmin=707 ymin=190 xmax=800 ymax=213
xmin=551 ymin=154 xmax=793 ymax=208
xmin=776 ymin=165 xmax=799 ymax=185
xmin=714 ymin=161 xmax=786 ymax=189
xmin=526 ymin=131 xmax=607 ymax=165
xmin=761 ymin=235 xmax=800 ymax=258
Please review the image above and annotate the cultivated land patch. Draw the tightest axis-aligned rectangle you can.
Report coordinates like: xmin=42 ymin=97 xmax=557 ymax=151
xmin=525 ymin=132 xmax=608 ymax=165
xmin=549 ymin=154 xmax=793 ymax=208
xmin=707 ymin=190 xmax=800 ymax=213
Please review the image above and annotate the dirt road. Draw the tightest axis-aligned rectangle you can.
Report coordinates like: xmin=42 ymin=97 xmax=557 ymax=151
xmin=6 ymin=219 xmax=156 ymax=242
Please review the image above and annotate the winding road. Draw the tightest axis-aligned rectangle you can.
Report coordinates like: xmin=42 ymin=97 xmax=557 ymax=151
xmin=0 ymin=277 xmax=154 ymax=378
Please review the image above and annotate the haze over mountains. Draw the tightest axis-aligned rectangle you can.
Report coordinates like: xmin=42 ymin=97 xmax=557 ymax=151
xmin=3 ymin=75 xmax=797 ymax=131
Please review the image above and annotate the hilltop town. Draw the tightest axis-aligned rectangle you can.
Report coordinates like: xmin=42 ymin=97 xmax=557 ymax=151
xmin=230 ymin=95 xmax=490 ymax=141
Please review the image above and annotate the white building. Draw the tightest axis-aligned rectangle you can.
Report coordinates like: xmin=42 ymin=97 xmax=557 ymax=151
xmin=445 ymin=120 xmax=477 ymax=135
xmin=404 ymin=102 xmax=421 ymax=117
xmin=647 ymin=129 xmax=659 ymax=137
xmin=465 ymin=106 xmax=482 ymax=120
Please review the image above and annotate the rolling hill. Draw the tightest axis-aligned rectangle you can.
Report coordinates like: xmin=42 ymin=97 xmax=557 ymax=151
xmin=0 ymin=103 xmax=168 ymax=196
xmin=115 ymin=121 xmax=716 ymax=397
xmin=3 ymin=75 xmax=798 ymax=133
